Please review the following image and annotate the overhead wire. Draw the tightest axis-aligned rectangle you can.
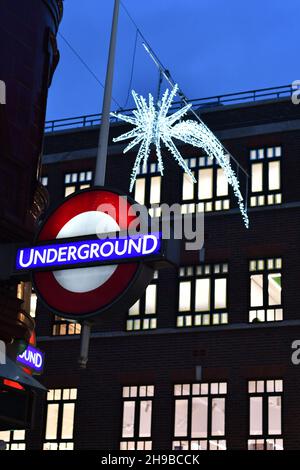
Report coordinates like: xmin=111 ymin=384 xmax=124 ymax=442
xmin=120 ymin=0 xmax=250 ymax=184
xmin=58 ymin=31 xmax=123 ymax=110
xmin=123 ymin=28 xmax=139 ymax=109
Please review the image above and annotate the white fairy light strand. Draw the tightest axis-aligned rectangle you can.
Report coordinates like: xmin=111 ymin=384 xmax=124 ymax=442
xmin=111 ymin=84 xmax=249 ymax=228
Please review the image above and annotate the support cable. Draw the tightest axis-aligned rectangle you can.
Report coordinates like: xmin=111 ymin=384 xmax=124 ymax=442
xmin=58 ymin=32 xmax=123 ymax=110
xmin=123 ymin=28 xmax=139 ymax=109
xmin=120 ymin=1 xmax=249 ymax=180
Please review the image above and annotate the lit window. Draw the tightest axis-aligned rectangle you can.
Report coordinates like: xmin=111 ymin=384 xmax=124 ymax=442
xmin=248 ymin=380 xmax=283 ymax=450
xmin=181 ymin=156 xmax=230 ymax=214
xmin=41 ymin=176 xmax=48 ymax=187
xmin=134 ymin=178 xmax=146 ymax=205
xmin=64 ymin=171 xmax=93 ymax=197
xmin=182 ymin=173 xmax=194 ymax=200
xmin=17 ymin=281 xmax=25 ymax=301
xmin=250 ymin=146 xmax=282 ymax=207
xmin=195 ymin=278 xmax=210 ymax=311
xmin=120 ymin=385 xmax=154 ymax=450
xmin=126 ymin=273 xmax=158 ymax=331
xmin=0 ymin=430 xmax=26 ymax=450
xmin=145 ymin=284 xmax=157 ymax=314
xmin=249 ymin=258 xmax=282 ymax=323
xmin=64 ymin=186 xmax=76 ymax=197
xmin=179 ymin=281 xmax=191 ymax=311
xmin=17 ymin=283 xmax=37 ymax=319
xmin=134 ymin=163 xmax=161 ymax=218
xmin=43 ymin=388 xmax=77 ymax=450
xmin=30 ymin=290 xmax=37 ymax=318
xmin=150 ymin=176 xmax=161 ymax=205
xmin=198 ymin=168 xmax=213 ymax=200
xmin=268 ymin=161 xmax=280 ymax=191
xmin=216 ymin=168 xmax=228 ymax=197
xmin=52 ymin=317 xmax=81 ymax=336
xmin=177 ymin=264 xmax=228 ymax=327
xmin=251 ymin=163 xmax=263 ymax=192
xmin=173 ymin=382 xmax=227 ymax=450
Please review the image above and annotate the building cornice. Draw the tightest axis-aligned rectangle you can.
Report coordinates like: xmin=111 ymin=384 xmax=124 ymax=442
xmin=42 ymin=117 xmax=300 ymax=165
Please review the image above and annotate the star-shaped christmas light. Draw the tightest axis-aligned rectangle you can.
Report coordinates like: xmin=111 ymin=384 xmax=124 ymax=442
xmin=111 ymin=84 xmax=249 ymax=227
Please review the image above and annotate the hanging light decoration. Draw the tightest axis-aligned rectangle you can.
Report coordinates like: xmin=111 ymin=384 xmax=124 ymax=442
xmin=111 ymin=84 xmax=249 ymax=227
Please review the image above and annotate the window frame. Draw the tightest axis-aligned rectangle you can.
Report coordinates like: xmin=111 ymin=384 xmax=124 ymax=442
xmin=177 ymin=264 xmax=229 ymax=327
xmin=52 ymin=316 xmax=82 ymax=336
xmin=120 ymin=385 xmax=154 ymax=450
xmin=247 ymin=379 xmax=283 ymax=450
xmin=249 ymin=146 xmax=282 ymax=207
xmin=172 ymin=382 xmax=227 ymax=451
xmin=0 ymin=430 xmax=26 ymax=450
xmin=63 ymin=170 xmax=93 ymax=198
xmin=43 ymin=388 xmax=77 ymax=450
xmin=126 ymin=272 xmax=158 ymax=331
xmin=248 ymin=257 xmax=283 ymax=323
xmin=181 ymin=156 xmax=230 ymax=214
xmin=134 ymin=162 xmax=162 ymax=217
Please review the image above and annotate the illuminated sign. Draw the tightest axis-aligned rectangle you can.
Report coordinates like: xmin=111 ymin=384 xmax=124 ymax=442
xmin=11 ymin=187 xmax=179 ymax=320
xmin=17 ymin=345 xmax=44 ymax=374
xmin=31 ymin=188 xmax=161 ymax=320
xmin=16 ymin=232 xmax=161 ymax=271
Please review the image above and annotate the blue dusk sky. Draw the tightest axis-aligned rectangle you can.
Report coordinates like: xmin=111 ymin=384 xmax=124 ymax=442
xmin=46 ymin=0 xmax=299 ymax=121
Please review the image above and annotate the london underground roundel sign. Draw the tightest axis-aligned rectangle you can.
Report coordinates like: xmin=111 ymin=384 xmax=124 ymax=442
xmin=32 ymin=187 xmax=154 ymax=320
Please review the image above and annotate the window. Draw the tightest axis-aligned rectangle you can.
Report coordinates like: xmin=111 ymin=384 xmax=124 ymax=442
xmin=0 ymin=430 xmax=26 ymax=450
xmin=64 ymin=171 xmax=93 ymax=197
xmin=134 ymin=162 xmax=161 ymax=217
xmin=248 ymin=379 xmax=283 ymax=450
xmin=43 ymin=388 xmax=77 ymax=450
xmin=120 ymin=385 xmax=154 ymax=450
xmin=41 ymin=176 xmax=48 ymax=187
xmin=17 ymin=281 xmax=25 ymax=301
xmin=177 ymin=264 xmax=228 ymax=327
xmin=181 ymin=156 xmax=230 ymax=214
xmin=249 ymin=146 xmax=282 ymax=207
xmin=17 ymin=283 xmax=37 ymax=319
xmin=126 ymin=272 xmax=158 ymax=331
xmin=173 ymin=382 xmax=227 ymax=450
xmin=249 ymin=258 xmax=282 ymax=322
xmin=52 ymin=316 xmax=82 ymax=336
xmin=30 ymin=290 xmax=37 ymax=318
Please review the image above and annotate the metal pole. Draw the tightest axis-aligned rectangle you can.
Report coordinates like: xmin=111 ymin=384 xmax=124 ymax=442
xmin=78 ymin=322 xmax=92 ymax=369
xmin=94 ymin=0 xmax=120 ymax=185
xmin=78 ymin=0 xmax=120 ymax=368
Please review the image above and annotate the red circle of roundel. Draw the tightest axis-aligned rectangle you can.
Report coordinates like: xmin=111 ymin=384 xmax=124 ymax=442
xmin=33 ymin=189 xmax=138 ymax=317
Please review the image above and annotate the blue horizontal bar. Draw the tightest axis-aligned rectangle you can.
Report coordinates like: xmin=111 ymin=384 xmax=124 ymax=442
xmin=16 ymin=233 xmax=161 ymax=271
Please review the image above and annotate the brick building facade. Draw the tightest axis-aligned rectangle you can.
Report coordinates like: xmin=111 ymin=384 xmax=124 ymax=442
xmin=10 ymin=88 xmax=300 ymax=450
